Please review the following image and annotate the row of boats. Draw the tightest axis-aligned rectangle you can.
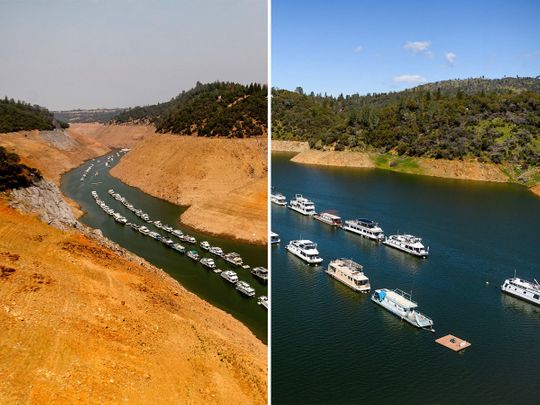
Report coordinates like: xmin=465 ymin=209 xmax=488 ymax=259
xmin=272 ymin=193 xmax=429 ymax=258
xmin=92 ymin=189 xmax=268 ymax=307
xmin=272 ymin=191 xmax=540 ymax=330
xmin=79 ymin=163 xmax=95 ymax=182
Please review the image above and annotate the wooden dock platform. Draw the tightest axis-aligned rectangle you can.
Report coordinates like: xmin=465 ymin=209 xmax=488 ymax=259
xmin=436 ymin=334 xmax=471 ymax=352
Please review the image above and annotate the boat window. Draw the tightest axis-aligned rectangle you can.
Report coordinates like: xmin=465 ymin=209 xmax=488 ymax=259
xmin=534 ymin=295 xmax=539 ymax=300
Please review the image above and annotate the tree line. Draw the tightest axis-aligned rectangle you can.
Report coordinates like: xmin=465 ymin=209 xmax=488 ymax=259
xmin=111 ymin=81 xmax=267 ymax=137
xmin=0 ymin=97 xmax=68 ymax=133
xmin=273 ymin=77 xmax=540 ymax=167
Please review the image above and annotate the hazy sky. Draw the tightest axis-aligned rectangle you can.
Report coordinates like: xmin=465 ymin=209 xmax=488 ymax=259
xmin=273 ymin=0 xmax=540 ymax=96
xmin=0 ymin=0 xmax=267 ymax=110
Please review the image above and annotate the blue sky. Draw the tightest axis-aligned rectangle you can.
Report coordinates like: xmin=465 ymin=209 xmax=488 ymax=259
xmin=0 ymin=0 xmax=266 ymax=110
xmin=272 ymin=0 xmax=540 ymax=95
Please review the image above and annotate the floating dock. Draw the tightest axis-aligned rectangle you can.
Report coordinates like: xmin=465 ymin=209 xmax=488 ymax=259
xmin=436 ymin=334 xmax=471 ymax=352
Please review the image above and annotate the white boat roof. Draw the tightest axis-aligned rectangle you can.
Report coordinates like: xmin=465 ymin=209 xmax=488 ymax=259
xmin=320 ymin=212 xmax=341 ymax=219
xmin=271 ymin=231 xmax=279 ymax=237
xmin=508 ymin=277 xmax=540 ymax=292
xmin=381 ymin=289 xmax=417 ymax=309
xmin=296 ymin=239 xmax=315 ymax=245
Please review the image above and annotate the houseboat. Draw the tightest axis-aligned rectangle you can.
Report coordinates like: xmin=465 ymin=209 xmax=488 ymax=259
xmin=342 ymin=218 xmax=385 ymax=241
xmin=236 ymin=281 xmax=256 ymax=297
xmin=224 ymin=252 xmax=243 ymax=266
xmin=371 ymin=288 xmax=434 ymax=331
xmin=271 ymin=232 xmax=281 ymax=244
xmin=288 ymin=194 xmax=316 ymax=216
xmin=200 ymin=257 xmax=216 ymax=269
xmin=383 ymin=234 xmax=429 ymax=258
xmin=285 ymin=240 xmax=323 ymax=264
xmin=314 ymin=212 xmax=342 ymax=227
xmin=326 ymin=258 xmax=370 ymax=293
xmin=501 ymin=276 xmax=540 ymax=306
xmin=186 ymin=250 xmax=200 ymax=261
xmin=221 ymin=270 xmax=239 ymax=284
xmin=251 ymin=267 xmax=269 ymax=282
xmin=271 ymin=192 xmax=287 ymax=206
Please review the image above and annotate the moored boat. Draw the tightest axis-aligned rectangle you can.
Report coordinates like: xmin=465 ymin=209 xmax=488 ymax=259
xmin=187 ymin=250 xmax=200 ymax=261
xmin=251 ymin=266 xmax=268 ymax=282
xmin=271 ymin=231 xmax=280 ymax=244
xmin=172 ymin=243 xmax=185 ymax=253
xmin=257 ymin=296 xmax=268 ymax=309
xmin=209 ymin=246 xmax=224 ymax=257
xmin=326 ymin=258 xmax=370 ymax=293
xmin=286 ymin=239 xmax=323 ymax=264
xmin=383 ymin=234 xmax=428 ymax=257
xmin=501 ymin=276 xmax=540 ymax=306
xmin=200 ymin=257 xmax=216 ymax=269
xmin=220 ymin=270 xmax=238 ymax=284
xmin=342 ymin=218 xmax=384 ymax=242
xmin=236 ymin=281 xmax=255 ymax=297
xmin=371 ymin=288 xmax=434 ymax=331
xmin=224 ymin=252 xmax=243 ymax=266
xmin=288 ymin=194 xmax=316 ymax=216
xmin=314 ymin=212 xmax=342 ymax=226
xmin=271 ymin=192 xmax=287 ymax=206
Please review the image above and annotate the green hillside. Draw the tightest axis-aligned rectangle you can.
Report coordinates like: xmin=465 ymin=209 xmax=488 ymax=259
xmin=0 ymin=98 xmax=68 ymax=133
xmin=112 ymin=81 xmax=267 ymax=137
xmin=272 ymin=77 xmax=540 ymax=167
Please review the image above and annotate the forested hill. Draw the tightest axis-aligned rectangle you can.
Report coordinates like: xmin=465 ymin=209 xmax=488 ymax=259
xmin=0 ymin=98 xmax=68 ymax=133
xmin=272 ymin=77 xmax=540 ymax=166
xmin=111 ymin=82 xmax=267 ymax=137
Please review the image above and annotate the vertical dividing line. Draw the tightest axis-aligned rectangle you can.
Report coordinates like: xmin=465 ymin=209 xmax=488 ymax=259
xmin=267 ymin=0 xmax=272 ymax=402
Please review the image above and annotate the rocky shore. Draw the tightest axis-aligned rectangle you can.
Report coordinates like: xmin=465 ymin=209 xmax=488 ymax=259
xmin=0 ymin=178 xmax=267 ymax=404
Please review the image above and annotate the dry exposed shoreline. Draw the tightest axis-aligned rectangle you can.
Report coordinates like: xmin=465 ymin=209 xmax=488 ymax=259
xmin=0 ymin=124 xmax=268 ymax=403
xmin=110 ymin=133 xmax=268 ymax=245
xmin=272 ymin=140 xmax=540 ymax=196
xmin=0 ymin=200 xmax=267 ymax=404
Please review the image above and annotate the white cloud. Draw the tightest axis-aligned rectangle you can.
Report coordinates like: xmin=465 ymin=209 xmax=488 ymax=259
xmin=404 ymin=40 xmax=431 ymax=54
xmin=354 ymin=45 xmax=363 ymax=53
xmin=445 ymin=51 xmax=457 ymax=65
xmin=393 ymin=74 xmax=427 ymax=84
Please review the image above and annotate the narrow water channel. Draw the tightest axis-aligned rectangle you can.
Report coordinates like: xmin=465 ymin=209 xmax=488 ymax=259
xmin=61 ymin=150 xmax=267 ymax=342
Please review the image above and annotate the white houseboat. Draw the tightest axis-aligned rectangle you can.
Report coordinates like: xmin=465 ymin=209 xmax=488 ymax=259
xmin=288 ymin=194 xmax=316 ymax=216
xmin=326 ymin=258 xmax=370 ymax=293
xmin=371 ymin=288 xmax=434 ymax=331
xmin=271 ymin=232 xmax=280 ymax=244
xmin=221 ymin=270 xmax=238 ymax=284
xmin=236 ymin=281 xmax=256 ymax=297
xmin=383 ymin=234 xmax=429 ymax=258
xmin=314 ymin=212 xmax=342 ymax=227
xmin=501 ymin=276 xmax=540 ymax=306
xmin=251 ymin=266 xmax=268 ymax=282
xmin=271 ymin=192 xmax=287 ymax=206
xmin=342 ymin=218 xmax=384 ymax=241
xmin=285 ymin=240 xmax=323 ymax=264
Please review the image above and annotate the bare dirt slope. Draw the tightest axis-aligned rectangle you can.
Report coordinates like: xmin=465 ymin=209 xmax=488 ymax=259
xmin=70 ymin=123 xmax=154 ymax=149
xmin=0 ymin=201 xmax=267 ymax=404
xmin=0 ymin=124 xmax=153 ymax=186
xmin=111 ymin=134 xmax=268 ymax=245
xmin=0 ymin=129 xmax=109 ymax=186
xmin=290 ymin=149 xmax=375 ymax=168
xmin=276 ymin=141 xmax=512 ymax=183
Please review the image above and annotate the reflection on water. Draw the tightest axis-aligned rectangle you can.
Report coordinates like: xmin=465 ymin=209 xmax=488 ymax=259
xmin=501 ymin=293 xmax=540 ymax=317
xmin=272 ymin=152 xmax=540 ymax=404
